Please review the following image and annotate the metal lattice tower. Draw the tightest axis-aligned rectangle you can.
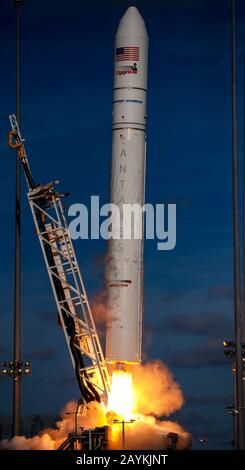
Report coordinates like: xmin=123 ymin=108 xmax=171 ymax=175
xmin=8 ymin=114 xmax=110 ymax=405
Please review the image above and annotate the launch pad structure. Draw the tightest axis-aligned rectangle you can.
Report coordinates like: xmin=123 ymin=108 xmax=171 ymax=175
xmin=58 ymin=427 xmax=108 ymax=451
xmin=8 ymin=114 xmax=110 ymax=407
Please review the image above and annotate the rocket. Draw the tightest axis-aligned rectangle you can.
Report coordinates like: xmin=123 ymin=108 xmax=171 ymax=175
xmin=106 ymin=7 xmax=148 ymax=364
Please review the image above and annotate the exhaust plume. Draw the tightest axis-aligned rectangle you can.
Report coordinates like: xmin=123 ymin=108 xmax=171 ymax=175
xmin=0 ymin=360 xmax=190 ymax=450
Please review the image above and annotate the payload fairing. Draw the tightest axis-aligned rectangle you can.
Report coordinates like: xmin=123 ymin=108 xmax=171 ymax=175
xmin=106 ymin=7 xmax=148 ymax=364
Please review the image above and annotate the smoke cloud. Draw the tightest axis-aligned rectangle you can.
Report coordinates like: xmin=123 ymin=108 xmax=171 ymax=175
xmin=132 ymin=360 xmax=184 ymax=416
xmin=0 ymin=360 xmax=190 ymax=450
xmin=108 ymin=417 xmax=191 ymax=450
xmin=0 ymin=401 xmax=77 ymax=450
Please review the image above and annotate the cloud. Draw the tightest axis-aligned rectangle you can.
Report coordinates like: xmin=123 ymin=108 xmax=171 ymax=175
xmin=29 ymin=348 xmax=58 ymax=361
xmin=178 ymin=410 xmax=209 ymax=428
xmin=206 ymin=284 xmax=232 ymax=301
xmin=168 ymin=338 xmax=228 ymax=368
xmin=162 ymin=291 xmax=184 ymax=302
xmin=178 ymin=410 xmax=232 ymax=442
xmin=58 ymin=373 xmax=74 ymax=387
xmin=0 ymin=346 xmax=7 ymax=355
xmin=163 ymin=311 xmax=232 ymax=338
xmin=142 ymin=323 xmax=154 ymax=357
xmin=36 ymin=311 xmax=56 ymax=323
xmin=185 ymin=394 xmax=233 ymax=406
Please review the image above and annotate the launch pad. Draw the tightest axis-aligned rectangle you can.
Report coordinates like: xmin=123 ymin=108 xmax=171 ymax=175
xmin=58 ymin=427 xmax=108 ymax=451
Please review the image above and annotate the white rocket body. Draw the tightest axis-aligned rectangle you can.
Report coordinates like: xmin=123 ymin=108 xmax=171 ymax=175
xmin=106 ymin=7 xmax=148 ymax=364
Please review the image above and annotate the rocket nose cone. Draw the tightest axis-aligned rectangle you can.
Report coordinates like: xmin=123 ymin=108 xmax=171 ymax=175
xmin=126 ymin=6 xmax=141 ymax=16
xmin=116 ymin=5 xmax=147 ymax=38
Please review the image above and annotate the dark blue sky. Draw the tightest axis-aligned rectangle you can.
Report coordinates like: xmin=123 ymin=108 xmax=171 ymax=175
xmin=0 ymin=0 xmax=245 ymax=450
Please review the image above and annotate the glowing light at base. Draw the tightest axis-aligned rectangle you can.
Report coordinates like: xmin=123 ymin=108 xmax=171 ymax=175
xmin=0 ymin=361 xmax=191 ymax=450
xmin=107 ymin=369 xmax=135 ymax=420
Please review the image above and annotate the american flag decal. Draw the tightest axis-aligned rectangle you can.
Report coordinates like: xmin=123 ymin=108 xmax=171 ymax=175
xmin=116 ymin=46 xmax=140 ymax=62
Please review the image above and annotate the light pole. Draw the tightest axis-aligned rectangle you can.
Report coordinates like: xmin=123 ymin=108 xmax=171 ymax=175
xmin=1 ymin=358 xmax=31 ymax=433
xmin=223 ymin=340 xmax=245 ymax=447
xmin=113 ymin=419 xmax=135 ymax=450
xmin=12 ymin=0 xmax=22 ymax=438
xmin=230 ymin=0 xmax=245 ymax=449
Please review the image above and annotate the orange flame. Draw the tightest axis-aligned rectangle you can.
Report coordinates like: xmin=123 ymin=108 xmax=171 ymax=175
xmin=107 ymin=369 xmax=135 ymax=420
